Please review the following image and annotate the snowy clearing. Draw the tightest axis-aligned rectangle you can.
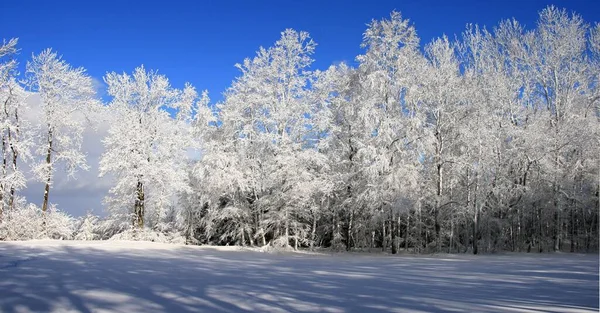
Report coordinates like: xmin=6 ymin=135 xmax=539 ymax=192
xmin=0 ymin=240 xmax=597 ymax=313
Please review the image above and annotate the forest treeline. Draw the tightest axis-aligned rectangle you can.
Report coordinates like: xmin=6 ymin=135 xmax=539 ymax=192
xmin=0 ymin=6 xmax=598 ymax=254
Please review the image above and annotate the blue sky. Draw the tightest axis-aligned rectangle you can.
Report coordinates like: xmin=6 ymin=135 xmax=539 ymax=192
xmin=1 ymin=0 xmax=599 ymax=216
xmin=2 ymin=0 xmax=599 ymax=103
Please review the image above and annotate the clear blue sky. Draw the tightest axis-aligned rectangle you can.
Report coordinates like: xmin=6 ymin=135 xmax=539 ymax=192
xmin=2 ymin=0 xmax=599 ymax=103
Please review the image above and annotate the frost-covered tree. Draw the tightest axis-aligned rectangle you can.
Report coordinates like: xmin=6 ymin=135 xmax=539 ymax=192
xmin=0 ymin=38 xmax=32 ymax=219
xmin=482 ymin=7 xmax=599 ymax=253
xmin=0 ymin=39 xmax=18 ymax=76
xmin=454 ymin=23 xmax=524 ymax=254
xmin=74 ymin=212 xmax=99 ymax=240
xmin=2 ymin=5 xmax=591 ymax=251
xmin=416 ymin=36 xmax=468 ymax=252
xmin=353 ymin=11 xmax=425 ymax=253
xmin=530 ymin=7 xmax=595 ymax=252
xmin=197 ymin=29 xmax=331 ymax=248
xmin=26 ymin=49 xmax=98 ymax=214
xmin=0 ymin=199 xmax=75 ymax=240
xmin=101 ymin=66 xmax=205 ymax=229
xmin=181 ymin=6 xmax=598 ymax=253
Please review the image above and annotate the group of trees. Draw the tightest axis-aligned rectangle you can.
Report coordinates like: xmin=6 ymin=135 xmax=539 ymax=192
xmin=0 ymin=6 xmax=598 ymax=254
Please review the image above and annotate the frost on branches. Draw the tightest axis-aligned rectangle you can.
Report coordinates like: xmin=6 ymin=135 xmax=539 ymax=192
xmin=184 ymin=7 xmax=598 ymax=253
xmin=100 ymin=66 xmax=205 ymax=232
xmin=0 ymin=38 xmax=32 ymax=221
xmin=26 ymin=49 xmax=99 ymax=214
xmin=0 ymin=199 xmax=74 ymax=241
xmin=0 ymin=6 xmax=597 ymax=252
xmin=195 ymin=29 xmax=333 ymax=249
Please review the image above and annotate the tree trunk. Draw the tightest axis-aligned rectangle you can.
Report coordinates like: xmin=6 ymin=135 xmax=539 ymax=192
xmin=381 ymin=214 xmax=386 ymax=252
xmin=346 ymin=209 xmax=354 ymax=251
xmin=294 ymin=224 xmax=298 ymax=250
xmin=510 ymin=220 xmax=515 ymax=252
xmin=472 ymin=165 xmax=481 ymax=255
xmin=517 ymin=208 xmax=521 ymax=252
xmin=449 ymin=219 xmax=453 ymax=254
xmin=134 ymin=180 xmax=144 ymax=228
xmin=371 ymin=231 xmax=375 ymax=250
xmin=473 ymin=205 xmax=479 ymax=255
xmin=417 ymin=201 xmax=422 ymax=253
xmin=397 ymin=213 xmax=401 ymax=252
xmin=0 ymin=133 xmax=6 ymax=220
xmin=311 ymin=210 xmax=317 ymax=250
xmin=405 ymin=213 xmax=410 ymax=252
xmin=240 ymin=226 xmax=246 ymax=246
xmin=552 ymin=126 xmax=561 ymax=252
xmin=554 ymin=203 xmax=560 ymax=252
xmin=9 ymin=109 xmax=19 ymax=210
xmin=436 ymin=162 xmax=443 ymax=253
xmin=247 ymin=228 xmax=254 ymax=246
xmin=538 ymin=205 xmax=543 ymax=253
xmin=42 ymin=129 xmax=53 ymax=214
xmin=570 ymin=205 xmax=575 ymax=253
xmin=391 ymin=209 xmax=397 ymax=254
xmin=284 ymin=208 xmax=289 ymax=248
xmin=259 ymin=205 xmax=266 ymax=246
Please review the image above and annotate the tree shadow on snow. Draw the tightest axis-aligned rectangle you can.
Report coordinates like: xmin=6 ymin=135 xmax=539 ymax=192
xmin=0 ymin=242 xmax=598 ymax=313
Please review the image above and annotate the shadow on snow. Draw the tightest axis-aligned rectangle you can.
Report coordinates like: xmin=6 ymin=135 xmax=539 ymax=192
xmin=0 ymin=242 xmax=597 ymax=313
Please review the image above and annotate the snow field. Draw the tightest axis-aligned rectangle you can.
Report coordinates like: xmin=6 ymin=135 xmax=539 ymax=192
xmin=0 ymin=240 xmax=598 ymax=313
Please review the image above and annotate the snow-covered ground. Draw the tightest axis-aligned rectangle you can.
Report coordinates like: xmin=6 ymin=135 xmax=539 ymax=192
xmin=0 ymin=241 xmax=597 ymax=313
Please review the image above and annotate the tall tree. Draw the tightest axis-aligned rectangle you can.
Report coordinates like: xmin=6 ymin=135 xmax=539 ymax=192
xmin=508 ymin=7 xmax=596 ymax=251
xmin=26 ymin=49 xmax=96 ymax=214
xmin=0 ymin=38 xmax=32 ymax=218
xmin=355 ymin=11 xmax=425 ymax=253
xmin=101 ymin=66 xmax=203 ymax=229
xmin=197 ymin=29 xmax=331 ymax=248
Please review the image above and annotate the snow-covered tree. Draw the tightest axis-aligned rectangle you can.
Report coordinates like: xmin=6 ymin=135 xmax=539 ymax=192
xmin=0 ymin=38 xmax=32 ymax=219
xmin=196 ymin=29 xmax=331 ymax=248
xmin=352 ymin=11 xmax=425 ymax=253
xmin=2 ymin=5 xmax=595 ymax=252
xmin=74 ymin=212 xmax=99 ymax=240
xmin=101 ymin=66 xmax=205 ymax=229
xmin=26 ymin=49 xmax=98 ymax=214
xmin=492 ymin=7 xmax=599 ymax=252
xmin=0 ymin=199 xmax=75 ymax=240
xmin=181 ymin=6 xmax=598 ymax=253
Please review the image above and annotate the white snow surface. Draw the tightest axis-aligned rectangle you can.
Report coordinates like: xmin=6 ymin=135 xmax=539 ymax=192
xmin=0 ymin=240 xmax=597 ymax=313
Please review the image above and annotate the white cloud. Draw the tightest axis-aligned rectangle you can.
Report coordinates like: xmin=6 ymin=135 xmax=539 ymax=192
xmin=20 ymin=93 xmax=112 ymax=217
xmin=90 ymin=76 xmax=107 ymax=98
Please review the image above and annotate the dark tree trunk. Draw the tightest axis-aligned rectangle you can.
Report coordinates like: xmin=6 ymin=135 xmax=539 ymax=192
xmin=311 ymin=210 xmax=317 ymax=250
xmin=381 ymin=214 xmax=386 ymax=252
xmin=346 ymin=209 xmax=354 ymax=251
xmin=1 ymin=133 xmax=6 ymax=219
xmin=42 ymin=129 xmax=53 ymax=214
xmin=405 ymin=213 xmax=410 ymax=252
xmin=391 ymin=209 xmax=397 ymax=254
xmin=473 ymin=206 xmax=479 ymax=255
xmin=134 ymin=180 xmax=145 ymax=228
xmin=9 ymin=109 xmax=19 ymax=210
